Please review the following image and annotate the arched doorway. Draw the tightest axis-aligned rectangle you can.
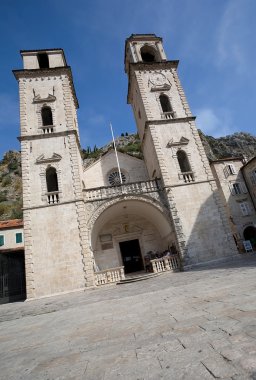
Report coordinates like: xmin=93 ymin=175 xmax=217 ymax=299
xmin=244 ymin=226 xmax=256 ymax=249
xmin=90 ymin=199 xmax=174 ymax=274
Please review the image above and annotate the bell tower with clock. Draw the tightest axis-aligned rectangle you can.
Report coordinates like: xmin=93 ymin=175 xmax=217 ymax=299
xmin=125 ymin=34 xmax=237 ymax=265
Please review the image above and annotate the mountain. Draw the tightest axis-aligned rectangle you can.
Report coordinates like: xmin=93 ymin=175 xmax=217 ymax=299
xmin=0 ymin=131 xmax=255 ymax=221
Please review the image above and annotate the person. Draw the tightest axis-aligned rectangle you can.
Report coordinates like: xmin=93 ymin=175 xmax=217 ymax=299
xmin=144 ymin=254 xmax=151 ymax=273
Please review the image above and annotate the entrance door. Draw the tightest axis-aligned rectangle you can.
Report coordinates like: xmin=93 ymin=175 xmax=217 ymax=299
xmin=119 ymin=239 xmax=143 ymax=274
xmin=0 ymin=252 xmax=26 ymax=304
xmin=244 ymin=226 xmax=256 ymax=249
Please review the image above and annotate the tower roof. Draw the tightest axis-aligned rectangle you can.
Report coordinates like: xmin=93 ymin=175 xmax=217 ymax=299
xmin=20 ymin=48 xmax=67 ymax=66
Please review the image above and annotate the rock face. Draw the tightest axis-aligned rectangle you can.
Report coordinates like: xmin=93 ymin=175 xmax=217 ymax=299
xmin=199 ymin=131 xmax=256 ymax=161
xmin=0 ymin=131 xmax=255 ymax=221
xmin=0 ymin=151 xmax=22 ymax=221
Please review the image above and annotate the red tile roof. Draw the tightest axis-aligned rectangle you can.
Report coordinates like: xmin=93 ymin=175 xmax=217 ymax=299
xmin=0 ymin=219 xmax=23 ymax=230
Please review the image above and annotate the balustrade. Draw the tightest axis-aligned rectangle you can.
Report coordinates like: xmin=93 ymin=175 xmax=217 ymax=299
xmin=94 ymin=266 xmax=125 ymax=286
xmin=84 ymin=179 xmax=161 ymax=201
xmin=178 ymin=171 xmax=195 ymax=183
xmin=161 ymin=111 xmax=176 ymax=119
xmin=42 ymin=126 xmax=54 ymax=134
xmin=46 ymin=191 xmax=60 ymax=204
xmin=151 ymin=255 xmax=180 ymax=273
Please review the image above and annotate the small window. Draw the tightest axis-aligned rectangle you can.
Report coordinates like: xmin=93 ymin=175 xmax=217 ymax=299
xmin=41 ymin=106 xmax=53 ymax=126
xmin=0 ymin=235 xmax=4 ymax=246
xmin=250 ymin=169 xmax=256 ymax=185
xmin=231 ymin=183 xmax=242 ymax=195
xmin=46 ymin=166 xmax=59 ymax=192
xmin=16 ymin=233 xmax=23 ymax=244
xmin=37 ymin=53 xmax=49 ymax=69
xmin=224 ymin=164 xmax=236 ymax=177
xmin=231 ymin=182 xmax=247 ymax=195
xmin=240 ymin=202 xmax=251 ymax=216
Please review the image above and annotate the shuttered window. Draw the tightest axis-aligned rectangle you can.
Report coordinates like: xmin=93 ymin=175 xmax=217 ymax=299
xmin=0 ymin=235 xmax=4 ymax=246
xmin=16 ymin=233 xmax=23 ymax=244
xmin=240 ymin=202 xmax=251 ymax=216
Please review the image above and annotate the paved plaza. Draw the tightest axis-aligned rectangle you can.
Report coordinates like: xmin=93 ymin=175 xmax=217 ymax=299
xmin=1 ymin=256 xmax=256 ymax=379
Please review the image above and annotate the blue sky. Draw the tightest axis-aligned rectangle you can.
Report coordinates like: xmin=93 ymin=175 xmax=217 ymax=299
xmin=0 ymin=0 xmax=255 ymax=158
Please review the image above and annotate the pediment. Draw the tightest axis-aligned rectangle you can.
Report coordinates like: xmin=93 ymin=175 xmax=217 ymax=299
xmin=33 ymin=94 xmax=56 ymax=103
xmin=167 ymin=136 xmax=189 ymax=147
xmin=36 ymin=153 xmax=62 ymax=164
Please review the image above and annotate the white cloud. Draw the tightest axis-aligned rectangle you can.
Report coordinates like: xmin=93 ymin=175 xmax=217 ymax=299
xmin=87 ymin=114 xmax=106 ymax=126
xmin=215 ymin=0 xmax=253 ymax=73
xmin=195 ymin=107 xmax=234 ymax=137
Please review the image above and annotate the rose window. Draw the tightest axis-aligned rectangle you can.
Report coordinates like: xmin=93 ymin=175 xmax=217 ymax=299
xmin=108 ymin=171 xmax=126 ymax=186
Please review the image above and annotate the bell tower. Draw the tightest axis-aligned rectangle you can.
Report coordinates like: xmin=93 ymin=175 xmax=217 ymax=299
xmin=13 ymin=49 xmax=94 ymax=299
xmin=125 ymin=34 xmax=237 ymax=265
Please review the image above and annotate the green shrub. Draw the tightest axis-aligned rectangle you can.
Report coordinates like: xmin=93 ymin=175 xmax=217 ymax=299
xmin=0 ymin=204 xmax=10 ymax=217
xmin=0 ymin=191 xmax=8 ymax=202
xmin=1 ymin=175 xmax=12 ymax=187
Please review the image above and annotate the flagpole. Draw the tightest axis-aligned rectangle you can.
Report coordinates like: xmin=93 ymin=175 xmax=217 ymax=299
xmin=110 ymin=123 xmax=123 ymax=184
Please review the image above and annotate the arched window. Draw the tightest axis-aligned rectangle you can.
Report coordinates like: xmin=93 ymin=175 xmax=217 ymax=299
xmin=177 ymin=150 xmax=191 ymax=173
xmin=37 ymin=53 xmax=49 ymax=69
xmin=46 ymin=167 xmax=58 ymax=192
xmin=159 ymin=95 xmax=172 ymax=113
xmin=140 ymin=46 xmax=157 ymax=62
xmin=41 ymin=106 xmax=53 ymax=126
xmin=177 ymin=150 xmax=194 ymax=182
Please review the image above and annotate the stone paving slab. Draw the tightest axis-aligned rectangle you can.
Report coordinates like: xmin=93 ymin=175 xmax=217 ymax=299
xmin=1 ymin=256 xmax=256 ymax=379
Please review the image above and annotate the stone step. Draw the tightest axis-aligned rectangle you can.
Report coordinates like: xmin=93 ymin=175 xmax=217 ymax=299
xmin=117 ymin=272 xmax=161 ymax=284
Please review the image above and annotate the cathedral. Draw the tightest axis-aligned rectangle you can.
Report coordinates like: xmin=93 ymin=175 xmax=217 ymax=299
xmin=12 ymin=34 xmax=241 ymax=300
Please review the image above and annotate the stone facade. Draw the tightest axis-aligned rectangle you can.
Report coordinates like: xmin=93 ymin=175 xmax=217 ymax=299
xmin=13 ymin=35 xmax=244 ymax=300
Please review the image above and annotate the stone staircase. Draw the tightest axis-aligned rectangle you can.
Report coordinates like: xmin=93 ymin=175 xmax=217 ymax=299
xmin=117 ymin=271 xmax=161 ymax=285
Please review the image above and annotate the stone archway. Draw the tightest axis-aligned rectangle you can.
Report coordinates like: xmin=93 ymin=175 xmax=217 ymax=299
xmin=89 ymin=198 xmax=174 ymax=273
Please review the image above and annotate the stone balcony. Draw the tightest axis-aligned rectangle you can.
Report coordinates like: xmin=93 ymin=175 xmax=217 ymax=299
xmin=83 ymin=179 xmax=161 ymax=202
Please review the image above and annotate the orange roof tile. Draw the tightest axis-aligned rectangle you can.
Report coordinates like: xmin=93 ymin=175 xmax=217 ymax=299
xmin=0 ymin=219 xmax=23 ymax=230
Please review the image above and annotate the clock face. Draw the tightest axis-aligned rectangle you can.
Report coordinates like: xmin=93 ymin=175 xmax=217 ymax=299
xmin=149 ymin=72 xmax=166 ymax=86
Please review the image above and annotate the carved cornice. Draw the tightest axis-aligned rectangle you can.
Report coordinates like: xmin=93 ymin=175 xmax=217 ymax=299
xmin=145 ymin=116 xmax=196 ymax=127
xmin=12 ymin=66 xmax=79 ymax=108
xmin=33 ymin=94 xmax=56 ymax=103
xmin=18 ymin=129 xmax=77 ymax=141
xmin=130 ymin=60 xmax=179 ymax=72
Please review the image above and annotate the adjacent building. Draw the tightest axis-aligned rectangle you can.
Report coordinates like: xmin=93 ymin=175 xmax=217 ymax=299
xmin=0 ymin=219 xmax=25 ymax=304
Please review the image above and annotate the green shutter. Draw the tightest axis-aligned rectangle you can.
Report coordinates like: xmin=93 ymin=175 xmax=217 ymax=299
xmin=0 ymin=235 xmax=4 ymax=246
xmin=16 ymin=233 xmax=22 ymax=244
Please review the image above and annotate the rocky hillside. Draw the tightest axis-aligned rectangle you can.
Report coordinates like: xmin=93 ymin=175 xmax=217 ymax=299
xmin=0 ymin=151 xmax=22 ymax=221
xmin=0 ymin=131 xmax=255 ymax=221
xmin=199 ymin=131 xmax=256 ymax=161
